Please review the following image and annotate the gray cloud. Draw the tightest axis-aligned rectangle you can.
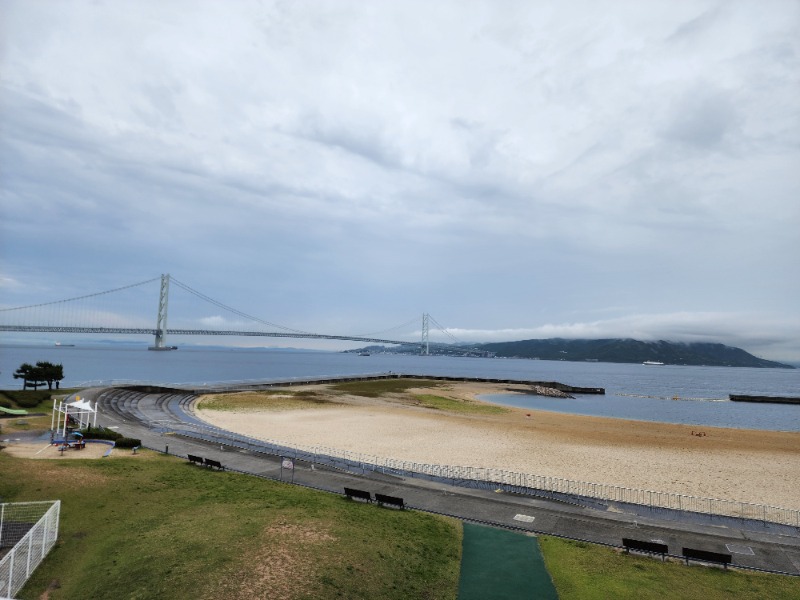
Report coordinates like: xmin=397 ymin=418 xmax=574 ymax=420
xmin=663 ymin=86 xmax=741 ymax=148
xmin=1 ymin=0 xmax=798 ymax=361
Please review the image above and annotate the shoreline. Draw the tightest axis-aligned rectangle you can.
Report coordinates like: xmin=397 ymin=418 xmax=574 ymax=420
xmin=476 ymin=398 xmax=800 ymax=434
xmin=194 ymin=382 xmax=800 ymax=510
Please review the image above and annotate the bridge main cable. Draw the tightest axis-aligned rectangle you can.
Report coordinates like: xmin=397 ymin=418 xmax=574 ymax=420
xmin=0 ymin=277 xmax=162 ymax=312
xmin=0 ymin=325 xmax=418 ymax=347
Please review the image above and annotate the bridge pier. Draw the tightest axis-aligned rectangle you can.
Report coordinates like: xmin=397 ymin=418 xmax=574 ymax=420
xmin=421 ymin=313 xmax=429 ymax=355
xmin=149 ymin=274 xmax=176 ymax=351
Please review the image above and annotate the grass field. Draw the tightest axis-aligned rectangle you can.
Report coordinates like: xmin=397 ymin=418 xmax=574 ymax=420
xmin=0 ymin=450 xmax=461 ymax=600
xmin=329 ymin=377 xmax=441 ymax=397
xmin=0 ymin=389 xmax=79 ymax=434
xmin=328 ymin=378 xmax=510 ymax=415
xmin=3 ymin=452 xmax=798 ymax=599
xmin=198 ymin=389 xmax=334 ymax=411
xmin=198 ymin=378 xmax=511 ymax=416
xmin=540 ymin=537 xmax=800 ymax=600
xmin=412 ymin=393 xmax=508 ymax=414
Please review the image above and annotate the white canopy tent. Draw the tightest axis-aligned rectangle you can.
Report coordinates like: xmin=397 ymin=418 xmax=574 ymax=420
xmin=51 ymin=396 xmax=97 ymax=437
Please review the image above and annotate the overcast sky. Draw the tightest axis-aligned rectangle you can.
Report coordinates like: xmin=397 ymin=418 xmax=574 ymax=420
xmin=1 ymin=1 xmax=799 ymax=361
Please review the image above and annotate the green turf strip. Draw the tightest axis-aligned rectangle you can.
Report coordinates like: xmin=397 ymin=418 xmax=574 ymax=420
xmin=458 ymin=523 xmax=558 ymax=600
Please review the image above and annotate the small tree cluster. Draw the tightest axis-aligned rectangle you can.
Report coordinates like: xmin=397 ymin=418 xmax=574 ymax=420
xmin=13 ymin=361 xmax=65 ymax=390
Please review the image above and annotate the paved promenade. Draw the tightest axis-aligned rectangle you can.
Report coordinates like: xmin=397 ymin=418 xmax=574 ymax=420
xmin=85 ymin=387 xmax=800 ymax=576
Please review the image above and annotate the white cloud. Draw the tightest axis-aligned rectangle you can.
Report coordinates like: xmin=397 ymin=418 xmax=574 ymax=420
xmin=195 ymin=315 xmax=247 ymax=329
xmin=441 ymin=312 xmax=800 ymax=362
xmin=1 ymin=1 xmax=798 ymax=361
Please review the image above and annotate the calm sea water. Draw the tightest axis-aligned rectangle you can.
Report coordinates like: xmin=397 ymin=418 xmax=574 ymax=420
xmin=1 ymin=344 xmax=798 ymax=431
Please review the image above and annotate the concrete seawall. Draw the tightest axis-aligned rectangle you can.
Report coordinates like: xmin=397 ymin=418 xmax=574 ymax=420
xmin=730 ymin=394 xmax=800 ymax=405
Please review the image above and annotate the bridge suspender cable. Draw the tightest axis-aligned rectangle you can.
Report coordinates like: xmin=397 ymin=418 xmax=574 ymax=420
xmin=428 ymin=314 xmax=461 ymax=345
xmin=0 ymin=274 xmax=459 ymax=351
xmin=351 ymin=316 xmax=421 ymax=338
xmin=169 ymin=277 xmax=313 ymax=335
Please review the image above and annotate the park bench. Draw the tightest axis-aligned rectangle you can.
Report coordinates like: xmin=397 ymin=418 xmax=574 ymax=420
xmin=622 ymin=538 xmax=669 ymax=561
xmin=187 ymin=454 xmax=204 ymax=466
xmin=682 ymin=547 xmax=732 ymax=569
xmin=204 ymin=458 xmax=225 ymax=470
xmin=344 ymin=487 xmax=372 ymax=503
xmin=375 ymin=493 xmax=405 ymax=509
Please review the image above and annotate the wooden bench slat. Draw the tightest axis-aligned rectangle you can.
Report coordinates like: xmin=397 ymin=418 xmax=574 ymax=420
xmin=622 ymin=538 xmax=668 ymax=556
xmin=682 ymin=547 xmax=732 ymax=567
xmin=375 ymin=493 xmax=404 ymax=509
xmin=344 ymin=487 xmax=372 ymax=502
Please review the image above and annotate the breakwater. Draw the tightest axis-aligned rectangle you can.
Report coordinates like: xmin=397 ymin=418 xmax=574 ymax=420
xmin=730 ymin=394 xmax=800 ymax=405
xmin=180 ymin=373 xmax=605 ymax=396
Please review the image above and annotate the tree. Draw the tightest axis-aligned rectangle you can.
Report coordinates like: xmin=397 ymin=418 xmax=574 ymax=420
xmin=13 ymin=363 xmax=44 ymax=390
xmin=12 ymin=361 xmax=64 ymax=390
xmin=37 ymin=361 xmax=64 ymax=390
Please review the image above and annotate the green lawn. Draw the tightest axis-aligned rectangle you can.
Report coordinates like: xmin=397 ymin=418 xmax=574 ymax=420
xmin=198 ymin=389 xmax=333 ymax=411
xmin=413 ymin=394 xmax=508 ymax=415
xmin=0 ymin=451 xmax=461 ymax=600
xmin=330 ymin=378 xmax=441 ymax=397
xmin=0 ymin=389 xmax=79 ymax=434
xmin=541 ymin=537 xmax=800 ymax=600
xmin=198 ymin=381 xmax=509 ymax=416
xmin=5 ymin=452 xmax=796 ymax=600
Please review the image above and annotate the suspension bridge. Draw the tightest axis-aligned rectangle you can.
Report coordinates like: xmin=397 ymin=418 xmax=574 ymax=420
xmin=0 ymin=274 xmax=460 ymax=353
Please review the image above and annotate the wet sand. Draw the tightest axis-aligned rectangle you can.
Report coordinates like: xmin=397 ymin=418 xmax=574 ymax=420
xmin=195 ymin=382 xmax=800 ymax=509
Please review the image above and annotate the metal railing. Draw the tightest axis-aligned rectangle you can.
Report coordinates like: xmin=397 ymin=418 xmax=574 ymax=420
xmin=159 ymin=420 xmax=800 ymax=529
xmin=0 ymin=500 xmax=60 ymax=599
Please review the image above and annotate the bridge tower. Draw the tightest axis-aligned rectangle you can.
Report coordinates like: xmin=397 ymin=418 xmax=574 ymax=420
xmin=149 ymin=274 xmax=174 ymax=351
xmin=421 ymin=313 xmax=429 ymax=355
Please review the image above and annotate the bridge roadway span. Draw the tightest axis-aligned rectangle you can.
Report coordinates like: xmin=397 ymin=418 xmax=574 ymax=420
xmin=0 ymin=325 xmax=420 ymax=347
xmin=84 ymin=385 xmax=800 ymax=576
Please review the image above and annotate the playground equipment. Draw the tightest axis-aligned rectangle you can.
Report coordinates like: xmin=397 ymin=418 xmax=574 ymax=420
xmin=51 ymin=396 xmax=96 ymax=450
xmin=51 ymin=395 xmax=97 ymax=436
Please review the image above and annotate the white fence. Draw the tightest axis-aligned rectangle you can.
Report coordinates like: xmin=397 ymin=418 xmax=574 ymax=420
xmin=319 ymin=447 xmax=800 ymax=528
xmin=168 ymin=422 xmax=800 ymax=529
xmin=396 ymin=462 xmax=800 ymax=527
xmin=0 ymin=501 xmax=60 ymax=599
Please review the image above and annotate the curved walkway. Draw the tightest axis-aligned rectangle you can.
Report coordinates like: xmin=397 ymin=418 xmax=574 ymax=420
xmin=85 ymin=386 xmax=800 ymax=575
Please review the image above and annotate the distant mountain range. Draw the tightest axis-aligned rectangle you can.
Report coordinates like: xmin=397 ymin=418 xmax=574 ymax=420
xmin=355 ymin=338 xmax=795 ymax=369
xmin=473 ymin=339 xmax=794 ymax=368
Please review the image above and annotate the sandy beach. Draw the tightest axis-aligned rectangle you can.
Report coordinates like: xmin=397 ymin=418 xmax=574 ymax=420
xmin=195 ymin=382 xmax=800 ymax=510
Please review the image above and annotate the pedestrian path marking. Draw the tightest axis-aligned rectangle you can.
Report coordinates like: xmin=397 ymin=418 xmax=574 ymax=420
xmin=513 ymin=514 xmax=535 ymax=523
xmin=726 ymin=543 xmax=755 ymax=555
